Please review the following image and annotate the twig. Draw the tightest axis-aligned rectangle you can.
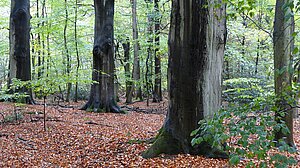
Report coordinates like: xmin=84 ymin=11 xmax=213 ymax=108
xmin=0 ymin=133 xmax=8 ymax=138
xmin=85 ymin=121 xmax=112 ymax=127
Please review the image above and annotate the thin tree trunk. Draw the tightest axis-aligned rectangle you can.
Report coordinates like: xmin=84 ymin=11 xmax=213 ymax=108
xmin=153 ymin=0 xmax=162 ymax=102
xmin=131 ymin=0 xmax=142 ymax=101
xmin=41 ymin=0 xmax=46 ymax=75
xmin=255 ymin=39 xmax=260 ymax=75
xmin=273 ymin=0 xmax=295 ymax=146
xmin=145 ymin=0 xmax=153 ymax=106
xmin=122 ymin=39 xmax=133 ymax=104
xmin=36 ymin=0 xmax=42 ymax=80
xmin=64 ymin=0 xmax=71 ymax=102
xmin=46 ymin=8 xmax=51 ymax=77
xmin=31 ymin=33 xmax=35 ymax=80
xmin=74 ymin=0 xmax=80 ymax=102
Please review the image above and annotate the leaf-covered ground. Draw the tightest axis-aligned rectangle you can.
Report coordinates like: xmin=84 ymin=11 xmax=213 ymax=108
xmin=0 ymin=101 xmax=299 ymax=167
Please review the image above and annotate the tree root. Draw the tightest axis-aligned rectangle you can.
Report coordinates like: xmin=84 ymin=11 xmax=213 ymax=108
xmin=142 ymin=128 xmax=182 ymax=158
xmin=81 ymin=99 xmax=124 ymax=113
xmin=142 ymin=128 xmax=228 ymax=159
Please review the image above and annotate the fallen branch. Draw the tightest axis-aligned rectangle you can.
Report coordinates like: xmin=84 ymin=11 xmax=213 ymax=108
xmin=85 ymin=121 xmax=112 ymax=127
xmin=121 ymin=105 xmax=164 ymax=114
xmin=0 ymin=133 xmax=8 ymax=138
xmin=17 ymin=136 xmax=37 ymax=150
xmin=0 ymin=112 xmax=4 ymax=123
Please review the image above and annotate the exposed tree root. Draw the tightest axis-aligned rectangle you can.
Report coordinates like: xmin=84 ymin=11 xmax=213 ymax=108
xmin=81 ymin=99 xmax=124 ymax=113
xmin=142 ymin=128 xmax=228 ymax=159
xmin=142 ymin=128 xmax=182 ymax=158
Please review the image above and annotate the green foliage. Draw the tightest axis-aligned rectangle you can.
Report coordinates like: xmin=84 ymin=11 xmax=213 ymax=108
xmin=222 ymin=78 xmax=272 ymax=104
xmin=3 ymin=112 xmax=23 ymax=123
xmin=191 ymin=95 xmax=297 ymax=167
xmin=0 ymin=79 xmax=30 ymax=102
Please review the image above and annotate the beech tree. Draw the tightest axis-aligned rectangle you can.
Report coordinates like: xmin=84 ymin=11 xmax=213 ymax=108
xmin=131 ymin=0 xmax=143 ymax=101
xmin=81 ymin=0 xmax=121 ymax=113
xmin=153 ymin=0 xmax=162 ymax=103
xmin=273 ymin=0 xmax=295 ymax=146
xmin=8 ymin=0 xmax=33 ymax=103
xmin=142 ymin=0 xmax=226 ymax=158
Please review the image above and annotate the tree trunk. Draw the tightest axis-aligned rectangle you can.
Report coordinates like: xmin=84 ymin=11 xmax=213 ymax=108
xmin=142 ymin=0 xmax=226 ymax=158
xmin=122 ymin=39 xmax=133 ymax=104
xmin=296 ymin=63 xmax=300 ymax=118
xmin=36 ymin=0 xmax=42 ymax=80
xmin=74 ymin=0 xmax=80 ymax=102
xmin=145 ymin=0 xmax=154 ymax=106
xmin=8 ymin=0 xmax=33 ymax=104
xmin=153 ymin=0 xmax=162 ymax=103
xmin=273 ymin=0 xmax=295 ymax=146
xmin=255 ymin=39 xmax=260 ymax=75
xmin=64 ymin=0 xmax=72 ymax=102
xmin=131 ymin=0 xmax=143 ymax=101
xmin=81 ymin=0 xmax=122 ymax=113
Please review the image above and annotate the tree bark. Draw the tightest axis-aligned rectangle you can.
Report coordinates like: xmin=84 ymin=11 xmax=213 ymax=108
xmin=142 ymin=0 xmax=226 ymax=158
xmin=81 ymin=0 xmax=122 ymax=113
xmin=64 ymin=0 xmax=72 ymax=102
xmin=74 ymin=0 xmax=80 ymax=102
xmin=145 ymin=0 xmax=154 ymax=106
xmin=153 ymin=0 xmax=162 ymax=103
xmin=122 ymin=39 xmax=133 ymax=104
xmin=131 ymin=0 xmax=143 ymax=101
xmin=273 ymin=0 xmax=295 ymax=146
xmin=8 ymin=0 xmax=33 ymax=104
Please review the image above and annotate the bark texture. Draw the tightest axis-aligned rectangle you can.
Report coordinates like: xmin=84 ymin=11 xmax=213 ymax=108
xmin=131 ymin=0 xmax=143 ymax=101
xmin=153 ymin=0 xmax=162 ymax=103
xmin=143 ymin=0 xmax=226 ymax=158
xmin=122 ymin=39 xmax=133 ymax=104
xmin=8 ymin=0 xmax=33 ymax=103
xmin=273 ymin=0 xmax=295 ymax=146
xmin=81 ymin=0 xmax=121 ymax=113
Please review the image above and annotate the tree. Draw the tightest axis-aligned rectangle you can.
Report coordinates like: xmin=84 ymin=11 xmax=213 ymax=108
xmin=122 ymin=38 xmax=134 ymax=104
xmin=74 ymin=0 xmax=80 ymax=102
xmin=142 ymin=0 xmax=226 ymax=158
xmin=153 ymin=0 xmax=162 ymax=102
xmin=64 ymin=0 xmax=72 ymax=102
xmin=81 ymin=0 xmax=121 ymax=113
xmin=8 ymin=0 xmax=33 ymax=103
xmin=273 ymin=0 xmax=295 ymax=146
xmin=131 ymin=0 xmax=143 ymax=101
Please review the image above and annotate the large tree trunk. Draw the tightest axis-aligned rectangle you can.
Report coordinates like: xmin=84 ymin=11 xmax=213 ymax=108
xmin=152 ymin=0 xmax=162 ymax=103
xmin=8 ymin=0 xmax=33 ymax=104
xmin=142 ymin=0 xmax=226 ymax=158
xmin=131 ymin=0 xmax=143 ymax=101
xmin=273 ymin=0 xmax=295 ymax=146
xmin=81 ymin=0 xmax=121 ymax=113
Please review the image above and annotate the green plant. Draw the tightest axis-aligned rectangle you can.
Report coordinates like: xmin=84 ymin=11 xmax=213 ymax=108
xmin=191 ymin=95 xmax=297 ymax=167
xmin=3 ymin=112 xmax=23 ymax=123
xmin=222 ymin=78 xmax=272 ymax=104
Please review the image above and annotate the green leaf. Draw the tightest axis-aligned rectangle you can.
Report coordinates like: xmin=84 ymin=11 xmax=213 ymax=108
xmin=229 ymin=155 xmax=240 ymax=165
xmin=292 ymin=47 xmax=299 ymax=55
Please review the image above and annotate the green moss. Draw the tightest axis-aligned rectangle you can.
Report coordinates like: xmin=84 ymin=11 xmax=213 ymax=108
xmin=86 ymin=107 xmax=94 ymax=112
xmin=142 ymin=128 xmax=182 ymax=158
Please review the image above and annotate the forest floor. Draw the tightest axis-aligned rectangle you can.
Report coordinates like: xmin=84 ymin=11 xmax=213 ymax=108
xmin=0 ymin=99 xmax=299 ymax=167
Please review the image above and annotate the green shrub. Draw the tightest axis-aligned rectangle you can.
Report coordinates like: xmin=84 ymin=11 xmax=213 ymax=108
xmin=3 ymin=112 xmax=23 ymax=123
xmin=222 ymin=78 xmax=272 ymax=104
xmin=191 ymin=96 xmax=297 ymax=167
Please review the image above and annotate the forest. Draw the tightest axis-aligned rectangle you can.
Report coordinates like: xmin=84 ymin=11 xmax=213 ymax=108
xmin=0 ymin=0 xmax=300 ymax=167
